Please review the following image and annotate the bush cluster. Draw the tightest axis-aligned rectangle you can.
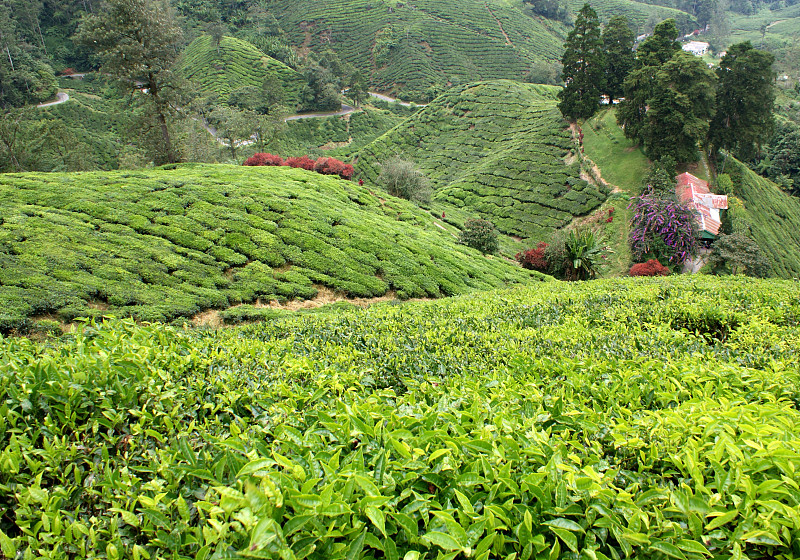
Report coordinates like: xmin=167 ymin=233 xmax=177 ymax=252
xmin=629 ymin=258 xmax=670 ymax=276
xmin=515 ymin=242 xmax=549 ymax=271
xmin=243 ymin=153 xmax=354 ymax=180
xmin=458 ymin=218 xmax=499 ymax=254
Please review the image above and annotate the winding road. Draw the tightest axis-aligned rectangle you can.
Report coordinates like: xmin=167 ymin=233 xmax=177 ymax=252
xmin=37 ymin=92 xmax=70 ymax=108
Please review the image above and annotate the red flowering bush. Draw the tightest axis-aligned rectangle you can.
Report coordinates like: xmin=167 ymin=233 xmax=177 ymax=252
xmin=243 ymin=153 xmax=283 ymax=166
xmin=60 ymin=67 xmax=76 ymax=76
xmin=515 ymin=242 xmax=549 ymax=272
xmin=246 ymin=153 xmax=353 ymax=180
xmin=285 ymin=156 xmax=316 ymax=170
xmin=629 ymin=259 xmax=670 ymax=277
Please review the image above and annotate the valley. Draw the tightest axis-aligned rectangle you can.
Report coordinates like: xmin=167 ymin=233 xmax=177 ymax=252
xmin=1 ymin=0 xmax=800 ymax=558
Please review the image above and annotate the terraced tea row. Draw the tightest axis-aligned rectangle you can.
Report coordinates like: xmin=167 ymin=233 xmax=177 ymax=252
xmin=267 ymin=0 xmax=566 ymax=97
xmin=2 ymin=276 xmax=799 ymax=559
xmin=357 ymin=81 xmax=608 ymax=239
xmin=180 ymin=35 xmax=305 ymax=107
xmin=0 ymin=164 xmax=540 ymax=332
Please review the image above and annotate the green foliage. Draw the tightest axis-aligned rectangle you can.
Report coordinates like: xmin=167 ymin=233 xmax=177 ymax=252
xmin=458 ymin=218 xmax=499 ymax=254
xmin=74 ymin=0 xmax=185 ymax=164
xmin=264 ymin=0 xmax=567 ymax=99
xmin=0 ymin=164 xmax=542 ymax=332
xmin=3 ymin=276 xmax=800 ymax=559
xmin=710 ymin=41 xmax=776 ymax=161
xmin=378 ymin=157 xmax=432 ymax=206
xmin=708 ymin=231 xmax=770 ymax=277
xmin=563 ymin=227 xmax=609 ymax=280
xmin=723 ymin=158 xmax=800 ymax=278
xmin=357 ymin=81 xmax=608 ymax=239
xmin=558 ymin=4 xmax=604 ymax=120
xmin=601 ymin=16 xmax=635 ymax=103
xmin=180 ymin=35 xmax=304 ymax=109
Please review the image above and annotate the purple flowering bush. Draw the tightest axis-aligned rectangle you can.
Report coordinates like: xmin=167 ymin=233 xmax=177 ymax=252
xmin=629 ymin=192 xmax=699 ymax=265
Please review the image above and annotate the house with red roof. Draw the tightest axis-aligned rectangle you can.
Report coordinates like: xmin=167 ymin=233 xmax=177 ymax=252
xmin=676 ymin=172 xmax=728 ymax=241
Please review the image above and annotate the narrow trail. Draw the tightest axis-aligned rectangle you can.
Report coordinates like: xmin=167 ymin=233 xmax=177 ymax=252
xmin=36 ymin=91 xmax=69 ymax=108
xmin=485 ymin=2 xmax=513 ymax=46
xmin=568 ymin=123 xmax=622 ymax=194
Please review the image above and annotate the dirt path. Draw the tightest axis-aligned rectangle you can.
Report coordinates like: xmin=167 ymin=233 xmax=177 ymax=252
xmin=567 ymin=123 xmax=622 ymax=194
xmin=485 ymin=2 xmax=513 ymax=45
xmin=192 ymin=286 xmax=432 ymax=327
xmin=37 ymin=91 xmax=69 ymax=108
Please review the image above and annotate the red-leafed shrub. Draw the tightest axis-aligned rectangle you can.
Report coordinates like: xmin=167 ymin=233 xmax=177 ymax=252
xmin=243 ymin=153 xmax=284 ymax=166
xmin=246 ymin=153 xmax=354 ymax=180
xmin=285 ymin=155 xmax=316 ymax=170
xmin=60 ymin=67 xmax=76 ymax=76
xmin=629 ymin=259 xmax=670 ymax=277
xmin=515 ymin=242 xmax=549 ymax=272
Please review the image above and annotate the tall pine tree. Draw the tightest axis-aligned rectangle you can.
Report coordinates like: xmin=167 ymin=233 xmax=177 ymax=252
xmin=710 ymin=41 xmax=775 ymax=161
xmin=558 ymin=3 xmax=603 ymax=120
xmin=601 ymin=16 xmax=634 ymax=104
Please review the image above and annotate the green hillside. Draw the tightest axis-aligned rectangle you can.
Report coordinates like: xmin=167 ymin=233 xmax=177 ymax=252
xmin=266 ymin=0 xmax=567 ymax=98
xmin=566 ymin=0 xmax=695 ymax=31
xmin=180 ymin=35 xmax=305 ymax=107
xmin=357 ymin=81 xmax=608 ymax=239
xmin=0 ymin=164 xmax=542 ymax=332
xmin=261 ymin=105 xmax=414 ymax=159
xmin=729 ymin=4 xmax=800 ymax=73
xmin=4 ymin=276 xmax=800 ymax=559
xmin=727 ymin=159 xmax=800 ymax=278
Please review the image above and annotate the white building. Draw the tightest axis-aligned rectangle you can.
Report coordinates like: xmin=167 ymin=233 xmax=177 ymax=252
xmin=682 ymin=41 xmax=710 ymax=56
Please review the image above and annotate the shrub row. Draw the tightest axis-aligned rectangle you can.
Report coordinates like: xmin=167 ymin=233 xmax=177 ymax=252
xmin=244 ymin=153 xmax=355 ymax=180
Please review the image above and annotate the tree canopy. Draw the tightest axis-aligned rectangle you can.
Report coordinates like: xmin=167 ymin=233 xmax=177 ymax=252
xmin=710 ymin=41 xmax=775 ymax=162
xmin=75 ymin=0 xmax=185 ymax=164
xmin=557 ymin=4 xmax=603 ymax=120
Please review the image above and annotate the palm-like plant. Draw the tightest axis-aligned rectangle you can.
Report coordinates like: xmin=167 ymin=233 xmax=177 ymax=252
xmin=565 ymin=228 xmax=608 ymax=280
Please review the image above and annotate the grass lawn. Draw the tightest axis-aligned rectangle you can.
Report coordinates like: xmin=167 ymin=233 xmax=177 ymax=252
xmin=582 ymin=108 xmax=650 ymax=194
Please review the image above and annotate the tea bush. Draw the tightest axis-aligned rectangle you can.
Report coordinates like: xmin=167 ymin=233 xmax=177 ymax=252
xmin=1 ymin=276 xmax=799 ymax=559
xmin=180 ymin=35 xmax=305 ymax=108
xmin=0 ymin=164 xmax=542 ymax=332
xmin=357 ymin=81 xmax=608 ymax=239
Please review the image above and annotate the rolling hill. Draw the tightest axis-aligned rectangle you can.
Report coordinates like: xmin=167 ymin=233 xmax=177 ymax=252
xmin=179 ymin=35 xmax=306 ymax=107
xmin=566 ymin=0 xmax=696 ymax=31
xmin=356 ymin=81 xmax=609 ymax=240
xmin=0 ymin=164 xmax=543 ymax=333
xmin=726 ymin=158 xmax=800 ymax=278
xmin=265 ymin=0 xmax=568 ymax=98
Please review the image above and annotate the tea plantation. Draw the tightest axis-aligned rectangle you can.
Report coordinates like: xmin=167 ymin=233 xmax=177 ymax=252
xmin=262 ymin=105 xmax=413 ymax=160
xmin=564 ymin=0 xmax=694 ymax=30
xmin=180 ymin=36 xmax=305 ymax=107
xmin=2 ymin=276 xmax=800 ymax=559
xmin=357 ymin=81 xmax=608 ymax=239
xmin=725 ymin=159 xmax=800 ymax=278
xmin=266 ymin=0 xmax=566 ymax=97
xmin=0 ymin=164 xmax=541 ymax=332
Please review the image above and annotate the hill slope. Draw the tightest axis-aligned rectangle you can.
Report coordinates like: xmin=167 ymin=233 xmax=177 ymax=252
xmin=356 ymin=81 xmax=608 ymax=239
xmin=266 ymin=0 xmax=567 ymax=98
xmin=0 ymin=164 xmax=541 ymax=332
xmin=4 ymin=276 xmax=800 ymax=558
xmin=727 ymin=159 xmax=800 ymax=278
xmin=180 ymin=35 xmax=305 ymax=107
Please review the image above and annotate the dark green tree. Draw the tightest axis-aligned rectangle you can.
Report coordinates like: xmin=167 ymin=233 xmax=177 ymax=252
xmin=635 ymin=19 xmax=681 ymax=67
xmin=616 ymin=20 xmax=681 ymax=141
xmin=641 ymin=51 xmax=716 ymax=161
xmin=75 ymin=0 xmax=184 ymax=164
xmin=710 ymin=41 xmax=775 ymax=161
xmin=557 ymin=3 xmax=603 ymax=120
xmin=601 ymin=16 xmax=634 ymax=104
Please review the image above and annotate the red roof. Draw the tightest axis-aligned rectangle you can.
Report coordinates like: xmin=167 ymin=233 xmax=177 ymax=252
xmin=675 ymin=172 xmax=727 ymax=236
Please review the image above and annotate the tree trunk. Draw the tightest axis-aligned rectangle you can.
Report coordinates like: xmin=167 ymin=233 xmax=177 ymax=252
xmin=148 ymin=72 xmax=177 ymax=163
